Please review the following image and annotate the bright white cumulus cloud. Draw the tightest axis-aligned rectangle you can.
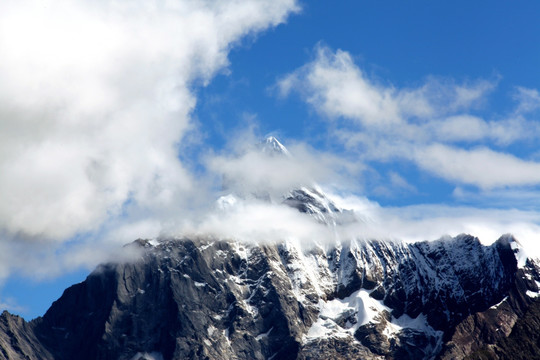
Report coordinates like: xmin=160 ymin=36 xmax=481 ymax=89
xmin=0 ymin=0 xmax=299 ymax=278
xmin=278 ymin=46 xmax=495 ymax=127
xmin=278 ymin=45 xmax=540 ymax=190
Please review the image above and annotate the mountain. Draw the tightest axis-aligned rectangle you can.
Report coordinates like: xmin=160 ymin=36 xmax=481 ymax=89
xmin=1 ymin=138 xmax=540 ymax=360
xmin=260 ymin=136 xmax=291 ymax=157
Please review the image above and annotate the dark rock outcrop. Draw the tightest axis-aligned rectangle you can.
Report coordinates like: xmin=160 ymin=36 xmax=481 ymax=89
xmin=0 ymin=232 xmax=538 ymax=360
xmin=0 ymin=311 xmax=52 ymax=360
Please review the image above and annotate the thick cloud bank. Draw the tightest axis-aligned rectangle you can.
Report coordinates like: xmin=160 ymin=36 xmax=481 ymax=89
xmin=0 ymin=0 xmax=298 ymax=279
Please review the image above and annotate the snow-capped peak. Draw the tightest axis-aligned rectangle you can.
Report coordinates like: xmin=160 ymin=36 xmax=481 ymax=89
xmin=507 ymin=235 xmax=532 ymax=268
xmin=260 ymin=136 xmax=290 ymax=157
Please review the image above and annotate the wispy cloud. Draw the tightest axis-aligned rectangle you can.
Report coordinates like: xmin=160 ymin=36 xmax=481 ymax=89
xmin=414 ymin=144 xmax=540 ymax=189
xmin=205 ymin=130 xmax=362 ymax=200
xmin=277 ymin=46 xmax=495 ymax=127
xmin=513 ymin=86 xmax=540 ymax=114
xmin=324 ymin=191 xmax=540 ymax=257
xmin=0 ymin=296 xmax=27 ymax=315
xmin=278 ymin=45 xmax=540 ymax=190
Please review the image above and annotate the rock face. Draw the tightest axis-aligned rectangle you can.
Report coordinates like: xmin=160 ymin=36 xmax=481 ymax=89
xmin=0 ymin=232 xmax=539 ymax=360
xmin=0 ymin=311 xmax=52 ymax=359
xmin=466 ymin=298 xmax=540 ymax=360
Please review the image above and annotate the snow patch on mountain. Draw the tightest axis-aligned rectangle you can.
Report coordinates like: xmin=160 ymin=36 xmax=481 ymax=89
xmin=510 ymin=237 xmax=529 ymax=268
xmin=305 ymin=289 xmax=388 ymax=340
xmin=304 ymin=287 xmax=444 ymax=357
xmin=131 ymin=352 xmax=163 ymax=360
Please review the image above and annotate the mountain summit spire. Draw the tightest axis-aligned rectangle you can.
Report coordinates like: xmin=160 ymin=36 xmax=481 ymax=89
xmin=260 ymin=136 xmax=290 ymax=156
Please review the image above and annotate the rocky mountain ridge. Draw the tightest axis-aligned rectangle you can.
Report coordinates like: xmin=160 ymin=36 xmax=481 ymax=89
xmin=1 ymin=229 xmax=539 ymax=359
xmin=1 ymin=138 xmax=540 ymax=359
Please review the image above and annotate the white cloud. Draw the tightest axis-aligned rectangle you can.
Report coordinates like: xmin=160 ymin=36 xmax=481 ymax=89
xmin=184 ymin=199 xmax=334 ymax=245
xmin=415 ymin=144 xmax=540 ymax=189
xmin=278 ymin=46 xmax=495 ymax=128
xmin=278 ymin=45 xmax=540 ymax=189
xmin=0 ymin=0 xmax=299 ymax=278
xmin=0 ymin=297 xmax=26 ymax=315
xmin=328 ymin=192 xmax=540 ymax=258
xmin=388 ymin=171 xmax=417 ymax=193
xmin=206 ymin=132 xmax=362 ymax=200
xmin=168 ymin=184 xmax=540 ymax=262
xmin=453 ymin=186 xmax=540 ymax=210
xmin=428 ymin=114 xmax=539 ymax=146
xmin=432 ymin=115 xmax=489 ymax=142
xmin=514 ymin=86 xmax=540 ymax=114
xmin=0 ymin=228 xmax=149 ymax=282
xmin=381 ymin=205 xmax=540 ymax=258
xmin=278 ymin=47 xmax=402 ymax=126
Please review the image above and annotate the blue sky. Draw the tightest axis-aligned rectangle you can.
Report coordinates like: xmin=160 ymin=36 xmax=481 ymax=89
xmin=2 ymin=1 xmax=540 ymax=319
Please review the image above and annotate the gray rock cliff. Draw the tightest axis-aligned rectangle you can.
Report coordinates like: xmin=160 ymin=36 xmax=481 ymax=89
xmin=0 ymin=231 xmax=538 ymax=360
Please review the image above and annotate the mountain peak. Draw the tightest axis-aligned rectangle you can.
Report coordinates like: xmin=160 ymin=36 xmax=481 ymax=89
xmin=260 ymin=136 xmax=290 ymax=156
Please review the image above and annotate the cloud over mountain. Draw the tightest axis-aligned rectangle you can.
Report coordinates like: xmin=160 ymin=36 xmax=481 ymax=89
xmin=0 ymin=0 xmax=299 ymax=279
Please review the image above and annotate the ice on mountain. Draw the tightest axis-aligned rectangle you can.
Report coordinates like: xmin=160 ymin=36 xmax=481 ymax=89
xmin=256 ymin=327 xmax=273 ymax=341
xmin=130 ymin=352 xmax=164 ymax=360
xmin=509 ymin=236 xmax=530 ymax=268
xmin=305 ymin=288 xmax=391 ymax=340
xmin=261 ymin=136 xmax=290 ymax=156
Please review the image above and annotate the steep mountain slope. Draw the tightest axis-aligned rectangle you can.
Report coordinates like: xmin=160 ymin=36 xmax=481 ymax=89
xmin=466 ymin=298 xmax=540 ymax=360
xmin=0 ymin=311 xmax=52 ymax=359
xmin=1 ymin=138 xmax=540 ymax=359
xmin=1 ymin=231 xmax=539 ymax=360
